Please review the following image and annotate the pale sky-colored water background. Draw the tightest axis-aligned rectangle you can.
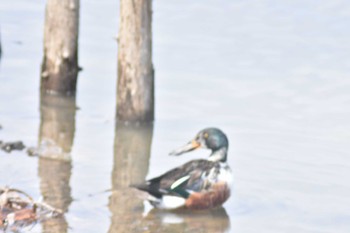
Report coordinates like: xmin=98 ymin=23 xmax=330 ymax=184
xmin=1 ymin=0 xmax=350 ymax=232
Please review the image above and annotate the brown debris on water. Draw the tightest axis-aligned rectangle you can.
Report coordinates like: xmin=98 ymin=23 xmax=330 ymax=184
xmin=0 ymin=187 xmax=62 ymax=232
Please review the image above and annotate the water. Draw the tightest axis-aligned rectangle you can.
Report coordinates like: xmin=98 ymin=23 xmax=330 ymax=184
xmin=1 ymin=0 xmax=350 ymax=232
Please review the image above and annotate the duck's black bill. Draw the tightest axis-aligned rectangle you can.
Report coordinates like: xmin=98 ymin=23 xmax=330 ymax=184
xmin=169 ymin=140 xmax=201 ymax=156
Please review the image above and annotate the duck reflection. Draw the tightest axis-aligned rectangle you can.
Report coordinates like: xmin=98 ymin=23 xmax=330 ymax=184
xmin=109 ymin=122 xmax=153 ymax=233
xmin=142 ymin=207 xmax=231 ymax=233
xmin=37 ymin=93 xmax=76 ymax=233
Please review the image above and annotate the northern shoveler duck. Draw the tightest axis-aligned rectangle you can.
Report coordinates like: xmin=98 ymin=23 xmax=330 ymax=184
xmin=133 ymin=128 xmax=232 ymax=210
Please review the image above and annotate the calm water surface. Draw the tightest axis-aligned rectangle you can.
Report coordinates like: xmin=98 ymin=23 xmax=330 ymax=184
xmin=1 ymin=1 xmax=350 ymax=232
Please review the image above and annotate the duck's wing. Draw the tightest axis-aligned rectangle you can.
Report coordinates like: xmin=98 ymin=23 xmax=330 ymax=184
xmin=133 ymin=159 xmax=217 ymax=199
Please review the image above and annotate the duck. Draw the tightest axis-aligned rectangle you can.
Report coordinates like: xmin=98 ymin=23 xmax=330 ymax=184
xmin=133 ymin=128 xmax=233 ymax=210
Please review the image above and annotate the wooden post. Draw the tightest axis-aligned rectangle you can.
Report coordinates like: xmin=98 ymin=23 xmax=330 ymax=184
xmin=117 ymin=0 xmax=154 ymax=122
xmin=41 ymin=0 xmax=80 ymax=95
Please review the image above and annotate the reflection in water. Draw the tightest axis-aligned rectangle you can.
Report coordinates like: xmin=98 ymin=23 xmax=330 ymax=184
xmin=109 ymin=122 xmax=154 ymax=233
xmin=109 ymin=122 xmax=230 ymax=233
xmin=37 ymin=94 xmax=76 ymax=233
xmin=143 ymin=207 xmax=231 ymax=233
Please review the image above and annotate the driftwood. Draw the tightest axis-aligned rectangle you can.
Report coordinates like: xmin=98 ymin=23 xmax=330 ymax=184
xmin=0 ymin=187 xmax=62 ymax=231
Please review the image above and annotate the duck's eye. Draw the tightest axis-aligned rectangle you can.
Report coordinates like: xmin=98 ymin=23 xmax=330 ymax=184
xmin=203 ymin=133 xmax=209 ymax=139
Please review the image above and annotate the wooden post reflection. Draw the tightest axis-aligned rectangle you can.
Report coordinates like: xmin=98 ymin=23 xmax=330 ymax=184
xmin=38 ymin=94 xmax=76 ymax=233
xmin=108 ymin=122 xmax=153 ymax=233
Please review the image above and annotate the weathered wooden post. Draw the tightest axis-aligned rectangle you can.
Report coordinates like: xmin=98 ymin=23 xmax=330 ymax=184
xmin=41 ymin=0 xmax=80 ymax=95
xmin=117 ymin=0 xmax=154 ymax=122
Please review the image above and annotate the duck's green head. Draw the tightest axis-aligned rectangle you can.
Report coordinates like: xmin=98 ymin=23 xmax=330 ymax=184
xmin=169 ymin=128 xmax=229 ymax=162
